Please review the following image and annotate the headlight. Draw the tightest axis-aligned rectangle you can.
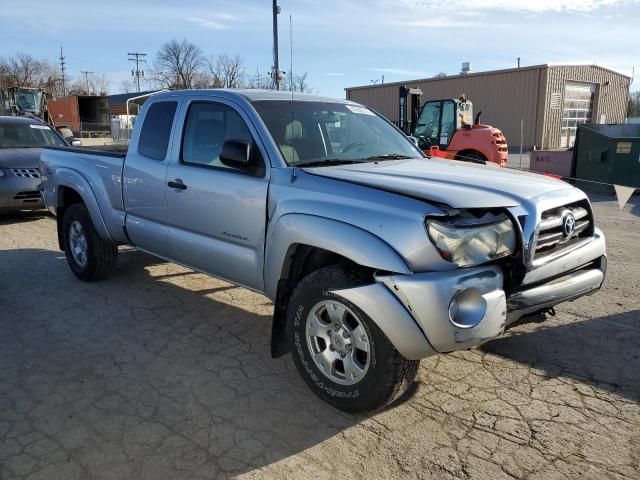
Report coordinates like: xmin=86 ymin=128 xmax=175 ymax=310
xmin=427 ymin=217 xmax=516 ymax=267
xmin=0 ymin=169 xmax=5 ymax=178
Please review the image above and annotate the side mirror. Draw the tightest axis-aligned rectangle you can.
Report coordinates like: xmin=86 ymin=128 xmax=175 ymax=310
xmin=71 ymin=139 xmax=81 ymax=147
xmin=220 ymin=140 xmax=250 ymax=169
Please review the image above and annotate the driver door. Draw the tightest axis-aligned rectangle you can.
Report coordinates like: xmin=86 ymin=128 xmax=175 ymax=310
xmin=164 ymin=96 xmax=270 ymax=291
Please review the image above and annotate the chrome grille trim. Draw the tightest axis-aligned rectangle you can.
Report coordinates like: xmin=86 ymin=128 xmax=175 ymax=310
xmin=534 ymin=200 xmax=593 ymax=260
xmin=12 ymin=168 xmax=40 ymax=178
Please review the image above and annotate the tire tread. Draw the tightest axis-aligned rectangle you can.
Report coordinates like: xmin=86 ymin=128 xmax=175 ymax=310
xmin=62 ymin=204 xmax=117 ymax=282
xmin=288 ymin=265 xmax=419 ymax=412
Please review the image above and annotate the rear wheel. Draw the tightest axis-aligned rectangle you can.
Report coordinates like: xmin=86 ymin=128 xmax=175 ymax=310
xmin=287 ymin=265 xmax=419 ymax=412
xmin=62 ymin=204 xmax=117 ymax=281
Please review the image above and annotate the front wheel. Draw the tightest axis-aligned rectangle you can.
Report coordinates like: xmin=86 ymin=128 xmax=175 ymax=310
xmin=62 ymin=203 xmax=118 ymax=282
xmin=287 ymin=266 xmax=419 ymax=412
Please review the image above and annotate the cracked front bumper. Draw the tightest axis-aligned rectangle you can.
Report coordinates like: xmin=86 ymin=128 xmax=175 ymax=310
xmin=334 ymin=235 xmax=606 ymax=359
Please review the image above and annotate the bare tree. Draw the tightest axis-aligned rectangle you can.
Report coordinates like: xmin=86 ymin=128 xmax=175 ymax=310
xmin=0 ymin=53 xmax=42 ymax=86
xmin=245 ymin=68 xmax=274 ymax=90
xmin=628 ymin=90 xmax=640 ymax=118
xmin=119 ymin=78 xmax=136 ymax=93
xmin=152 ymin=39 xmax=204 ymax=90
xmin=207 ymin=54 xmax=246 ymax=88
xmin=68 ymin=73 xmax=110 ymax=96
xmin=288 ymin=71 xmax=311 ymax=93
xmin=433 ymin=72 xmax=447 ymax=78
xmin=0 ymin=53 xmax=61 ymax=90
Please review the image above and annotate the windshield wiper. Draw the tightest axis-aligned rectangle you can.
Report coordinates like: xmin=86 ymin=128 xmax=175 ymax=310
xmin=297 ymin=159 xmax=366 ymax=168
xmin=364 ymin=154 xmax=413 ymax=161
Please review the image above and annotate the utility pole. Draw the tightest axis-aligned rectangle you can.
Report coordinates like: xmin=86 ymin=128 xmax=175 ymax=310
xmin=59 ymin=47 xmax=67 ymax=96
xmin=128 ymin=52 xmax=147 ymax=93
xmin=80 ymin=70 xmax=94 ymax=94
xmin=272 ymin=0 xmax=280 ymax=90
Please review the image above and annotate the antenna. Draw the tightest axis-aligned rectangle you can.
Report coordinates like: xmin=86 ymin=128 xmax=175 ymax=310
xmin=59 ymin=47 xmax=66 ymax=96
xmin=289 ymin=13 xmax=296 ymax=180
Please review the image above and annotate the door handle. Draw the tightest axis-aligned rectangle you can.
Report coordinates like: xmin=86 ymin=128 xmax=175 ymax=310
xmin=168 ymin=179 xmax=187 ymax=190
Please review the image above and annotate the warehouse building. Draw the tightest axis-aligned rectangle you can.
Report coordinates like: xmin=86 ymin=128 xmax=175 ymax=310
xmin=346 ymin=64 xmax=631 ymax=149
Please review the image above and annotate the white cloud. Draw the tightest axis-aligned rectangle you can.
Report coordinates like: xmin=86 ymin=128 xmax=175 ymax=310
xmin=187 ymin=13 xmax=238 ymax=30
xmin=214 ymin=13 xmax=239 ymax=21
xmin=188 ymin=17 xmax=226 ymax=29
xmin=400 ymin=17 xmax=512 ymax=28
xmin=397 ymin=0 xmax=638 ymax=14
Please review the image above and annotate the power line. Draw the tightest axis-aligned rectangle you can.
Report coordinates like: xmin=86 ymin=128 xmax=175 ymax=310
xmin=59 ymin=46 xmax=66 ymax=96
xmin=128 ymin=52 xmax=147 ymax=93
xmin=80 ymin=70 xmax=94 ymax=94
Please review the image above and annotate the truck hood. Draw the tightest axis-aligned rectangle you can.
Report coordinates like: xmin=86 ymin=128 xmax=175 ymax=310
xmin=304 ymin=158 xmax=573 ymax=209
xmin=0 ymin=148 xmax=42 ymax=169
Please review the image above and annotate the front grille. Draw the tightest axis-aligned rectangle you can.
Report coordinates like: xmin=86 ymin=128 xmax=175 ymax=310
xmin=534 ymin=200 xmax=593 ymax=260
xmin=13 ymin=191 xmax=41 ymax=202
xmin=12 ymin=168 xmax=40 ymax=178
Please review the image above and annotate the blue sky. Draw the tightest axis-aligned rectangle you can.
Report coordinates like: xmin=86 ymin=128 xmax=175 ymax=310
xmin=2 ymin=0 xmax=639 ymax=97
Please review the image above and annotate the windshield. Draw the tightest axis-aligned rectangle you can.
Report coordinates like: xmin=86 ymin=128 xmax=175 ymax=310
xmin=252 ymin=100 xmax=423 ymax=166
xmin=0 ymin=123 xmax=66 ymax=148
xmin=15 ymin=90 xmax=42 ymax=113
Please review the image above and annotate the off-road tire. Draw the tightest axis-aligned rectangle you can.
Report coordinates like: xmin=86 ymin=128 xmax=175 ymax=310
xmin=62 ymin=203 xmax=117 ymax=282
xmin=287 ymin=265 xmax=419 ymax=412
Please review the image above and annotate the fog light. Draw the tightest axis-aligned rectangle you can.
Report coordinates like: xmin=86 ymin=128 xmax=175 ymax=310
xmin=448 ymin=288 xmax=487 ymax=329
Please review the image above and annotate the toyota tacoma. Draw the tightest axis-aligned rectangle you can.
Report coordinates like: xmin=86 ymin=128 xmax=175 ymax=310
xmin=40 ymin=90 xmax=606 ymax=412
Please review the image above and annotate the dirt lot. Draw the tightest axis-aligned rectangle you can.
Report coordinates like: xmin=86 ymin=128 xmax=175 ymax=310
xmin=0 ymin=195 xmax=639 ymax=480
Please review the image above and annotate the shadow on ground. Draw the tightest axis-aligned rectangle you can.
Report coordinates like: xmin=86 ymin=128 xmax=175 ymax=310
xmin=0 ymin=247 xmax=372 ymax=478
xmin=0 ymin=209 xmax=50 ymax=225
xmin=482 ymin=310 xmax=640 ymax=403
xmin=1 ymin=243 xmax=637 ymax=478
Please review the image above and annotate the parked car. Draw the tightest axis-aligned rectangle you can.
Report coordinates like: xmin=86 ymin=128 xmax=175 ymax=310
xmin=0 ymin=116 xmax=75 ymax=213
xmin=40 ymin=90 xmax=607 ymax=412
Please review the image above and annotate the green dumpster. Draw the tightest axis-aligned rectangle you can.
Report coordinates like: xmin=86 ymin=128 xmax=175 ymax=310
xmin=573 ymin=124 xmax=640 ymax=195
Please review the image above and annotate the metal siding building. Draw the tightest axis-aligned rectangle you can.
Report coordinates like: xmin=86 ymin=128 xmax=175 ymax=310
xmin=345 ymin=65 xmax=630 ymax=149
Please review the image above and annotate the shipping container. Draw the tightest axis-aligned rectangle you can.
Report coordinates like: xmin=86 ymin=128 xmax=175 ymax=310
xmin=48 ymin=95 xmax=110 ymax=137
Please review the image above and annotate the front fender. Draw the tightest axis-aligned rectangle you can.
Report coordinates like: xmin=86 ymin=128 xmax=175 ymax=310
xmin=264 ymin=213 xmax=411 ymax=299
xmin=55 ymin=168 xmax=112 ymax=242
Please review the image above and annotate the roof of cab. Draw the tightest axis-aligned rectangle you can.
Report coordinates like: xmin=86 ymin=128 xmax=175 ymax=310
xmin=150 ymin=89 xmax=352 ymax=104
xmin=0 ymin=115 xmax=48 ymax=125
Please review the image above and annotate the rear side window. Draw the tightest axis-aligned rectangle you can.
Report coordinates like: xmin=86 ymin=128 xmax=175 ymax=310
xmin=137 ymin=101 xmax=177 ymax=160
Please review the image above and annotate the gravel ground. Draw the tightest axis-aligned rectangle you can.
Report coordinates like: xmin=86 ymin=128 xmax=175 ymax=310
xmin=0 ymin=195 xmax=638 ymax=480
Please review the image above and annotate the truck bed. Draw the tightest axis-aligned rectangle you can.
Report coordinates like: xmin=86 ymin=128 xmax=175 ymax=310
xmin=44 ymin=145 xmax=127 ymax=157
xmin=40 ymin=146 xmax=127 ymax=241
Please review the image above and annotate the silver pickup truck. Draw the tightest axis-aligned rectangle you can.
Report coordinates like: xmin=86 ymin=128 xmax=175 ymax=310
xmin=40 ymin=90 xmax=606 ymax=412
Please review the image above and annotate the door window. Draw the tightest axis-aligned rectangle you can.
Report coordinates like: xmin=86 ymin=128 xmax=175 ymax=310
xmin=440 ymin=101 xmax=455 ymax=146
xmin=137 ymin=101 xmax=178 ymax=160
xmin=414 ymin=102 xmax=441 ymax=144
xmin=181 ymin=102 xmax=258 ymax=171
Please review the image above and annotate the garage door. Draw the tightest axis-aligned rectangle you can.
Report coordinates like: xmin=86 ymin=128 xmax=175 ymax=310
xmin=561 ymin=82 xmax=596 ymax=148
